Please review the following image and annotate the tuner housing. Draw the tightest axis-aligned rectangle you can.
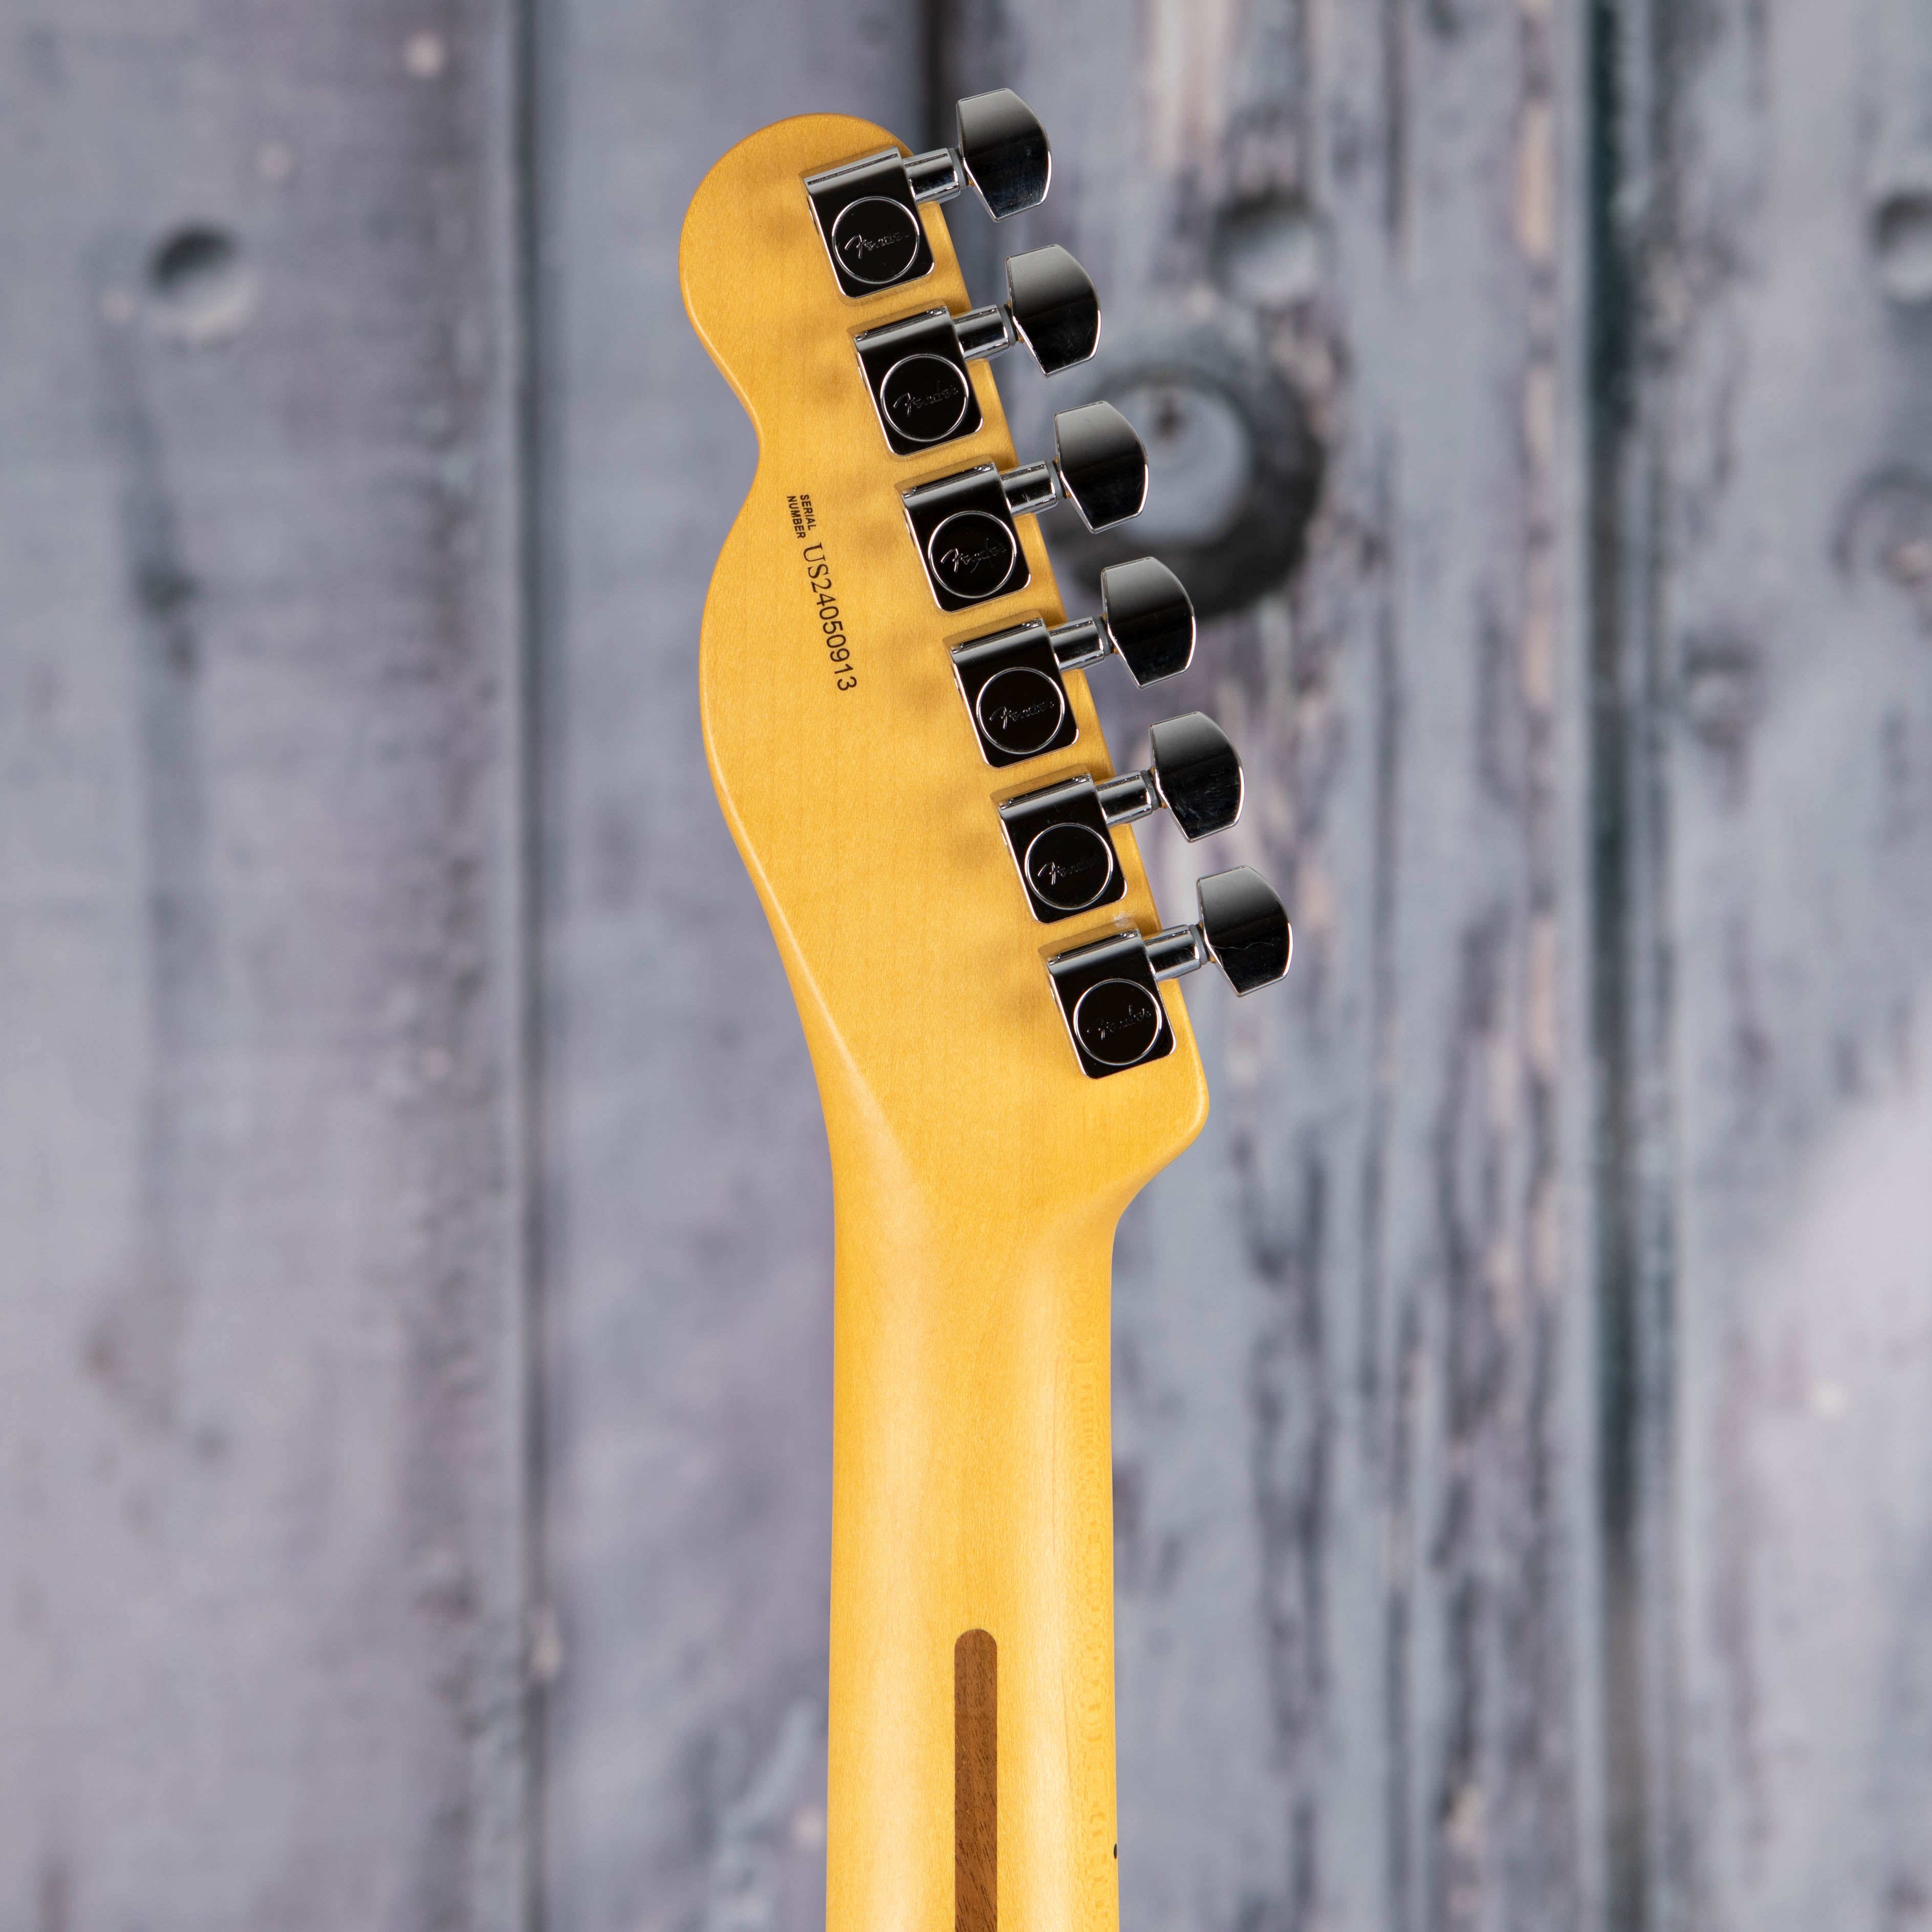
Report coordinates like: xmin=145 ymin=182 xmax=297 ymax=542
xmin=902 ymin=466 xmax=1029 ymax=614
xmin=997 ymin=778 xmax=1128 ymax=925
xmin=804 ymin=148 xmax=938 ymax=300
xmin=1044 ymin=927 xmax=1177 ymax=1080
xmin=852 ymin=245 xmax=1100 ymax=457
xmin=901 ymin=406 xmax=1150 ymax=614
xmin=804 ymin=90 xmax=1050 ymax=300
xmin=1044 ymin=867 xmax=1291 ymax=1079
xmin=853 ymin=308 xmax=985 ymax=455
xmin=948 ymin=558 xmax=1199 ymax=769
xmin=950 ymin=625 xmax=1080 ymax=768
xmin=993 ymin=713 xmax=1242 ymax=924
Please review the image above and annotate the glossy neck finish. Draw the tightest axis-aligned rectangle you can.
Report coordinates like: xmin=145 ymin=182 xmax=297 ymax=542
xmin=827 ymin=1178 xmax=1122 ymax=1932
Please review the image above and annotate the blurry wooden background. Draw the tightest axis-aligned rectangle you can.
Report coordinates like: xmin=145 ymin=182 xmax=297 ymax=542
xmin=5 ymin=1 xmax=1932 ymax=1928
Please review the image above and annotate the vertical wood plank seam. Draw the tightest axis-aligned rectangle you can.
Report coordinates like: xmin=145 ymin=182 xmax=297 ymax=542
xmin=1586 ymin=1 xmax=1647 ymax=1921
xmin=1587 ymin=0 xmax=1684 ymax=1925
xmin=515 ymin=0 xmax=550 ymax=1918
xmin=1366 ymin=445 xmax=1413 ymax=1932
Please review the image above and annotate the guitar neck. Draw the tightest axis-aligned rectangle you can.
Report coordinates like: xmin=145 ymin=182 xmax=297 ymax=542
xmin=681 ymin=98 xmax=1286 ymax=1932
xmin=824 ymin=1145 xmax=1121 ymax=1932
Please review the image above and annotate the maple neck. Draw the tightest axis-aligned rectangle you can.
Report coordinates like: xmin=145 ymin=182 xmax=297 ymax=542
xmin=678 ymin=110 xmax=1225 ymax=1932
xmin=823 ymin=1152 xmax=1121 ymax=1932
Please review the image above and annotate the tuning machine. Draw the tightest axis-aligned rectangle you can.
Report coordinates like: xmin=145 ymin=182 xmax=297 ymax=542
xmin=949 ymin=558 xmax=1196 ymax=767
xmin=902 ymin=403 xmax=1148 ymax=612
xmin=995 ymin=713 xmax=1242 ymax=923
xmin=1046 ymin=867 xmax=1292 ymax=1078
xmin=805 ymin=90 xmax=1049 ymax=299
xmin=854 ymin=246 xmax=1100 ymax=454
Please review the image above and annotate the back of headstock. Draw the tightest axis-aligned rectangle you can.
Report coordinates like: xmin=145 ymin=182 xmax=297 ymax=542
xmin=680 ymin=102 xmax=1288 ymax=1234
xmin=681 ymin=99 xmax=1293 ymax=1932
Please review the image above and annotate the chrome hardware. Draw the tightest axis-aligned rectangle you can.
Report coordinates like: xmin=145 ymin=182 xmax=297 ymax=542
xmin=853 ymin=247 xmax=1100 ymax=455
xmin=805 ymin=91 xmax=1049 ymax=300
xmin=998 ymin=777 xmax=1124 ymax=921
xmin=1045 ymin=867 xmax=1292 ymax=1079
xmin=1143 ymin=924 xmax=1207 ymax=981
xmin=901 ymin=465 xmax=1025 ymax=610
xmin=921 ymin=90 xmax=1051 ymax=219
xmin=901 ymin=405 xmax=1149 ymax=613
xmin=805 ymin=149 xmax=937 ymax=299
xmin=948 ymin=559 xmax=1197 ymax=770
xmin=1050 ymin=328 xmax=1325 ymax=616
xmin=856 ymin=315 xmax=983 ymax=450
xmin=951 ymin=305 xmax=1013 ymax=361
xmin=1044 ymin=928 xmax=1176 ymax=1076
xmin=903 ymin=149 xmax=961 ymax=202
xmin=994 ymin=714 xmax=1243 ymax=924
xmin=1057 ymin=557 xmax=1196 ymax=684
xmin=971 ymin=246 xmax=1099 ymax=373
xmin=1115 ymin=711 xmax=1243 ymax=841
xmin=1152 ymin=866 xmax=1293 ymax=994
xmin=1000 ymin=461 xmax=1060 ymax=516
xmin=951 ymin=627 xmax=1079 ymax=767
xmin=1046 ymin=402 xmax=1149 ymax=529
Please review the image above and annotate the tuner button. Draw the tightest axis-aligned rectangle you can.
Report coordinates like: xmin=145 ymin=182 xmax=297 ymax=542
xmin=1148 ymin=712 xmax=1243 ymax=840
xmin=1197 ymin=867 xmax=1292 ymax=994
xmin=1099 ymin=558 xmax=1195 ymax=684
xmin=1054 ymin=403 xmax=1149 ymax=532
xmin=957 ymin=89 xmax=1050 ymax=219
xmin=1005 ymin=246 xmax=1100 ymax=375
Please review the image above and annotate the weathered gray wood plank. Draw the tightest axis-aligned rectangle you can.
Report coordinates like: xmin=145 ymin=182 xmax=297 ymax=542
xmin=529 ymin=12 xmax=918 ymax=1932
xmin=0 ymin=4 xmax=528 ymax=1925
xmin=8 ymin=3 xmax=1923 ymax=1927
xmin=1600 ymin=0 xmax=1932 ymax=1923
xmin=976 ymin=5 xmax=1599 ymax=1928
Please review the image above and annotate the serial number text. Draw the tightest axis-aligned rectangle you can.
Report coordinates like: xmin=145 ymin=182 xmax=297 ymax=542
xmin=792 ymin=506 xmax=856 ymax=693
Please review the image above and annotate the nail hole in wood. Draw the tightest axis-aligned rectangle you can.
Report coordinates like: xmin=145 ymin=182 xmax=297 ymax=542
xmin=1874 ymin=185 xmax=1932 ymax=303
xmin=1215 ymin=196 xmax=1321 ymax=307
xmin=148 ymin=226 xmax=255 ymax=344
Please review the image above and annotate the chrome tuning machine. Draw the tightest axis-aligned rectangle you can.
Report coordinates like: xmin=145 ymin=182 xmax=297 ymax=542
xmin=854 ymin=246 xmax=1101 ymax=454
xmin=805 ymin=89 xmax=1050 ymax=299
xmin=902 ymin=403 xmax=1148 ymax=611
xmin=950 ymin=558 xmax=1196 ymax=766
xmin=1046 ymin=868 xmax=1293 ymax=1078
xmin=996 ymin=713 xmax=1243 ymax=923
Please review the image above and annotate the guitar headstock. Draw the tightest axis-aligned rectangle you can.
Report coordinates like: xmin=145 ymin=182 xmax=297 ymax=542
xmin=679 ymin=100 xmax=1290 ymax=1228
